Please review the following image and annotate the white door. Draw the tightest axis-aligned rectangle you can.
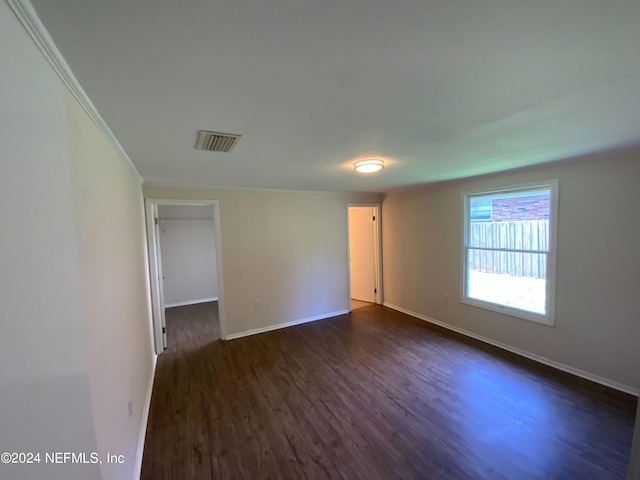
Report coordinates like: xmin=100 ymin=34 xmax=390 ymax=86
xmin=152 ymin=204 xmax=168 ymax=350
xmin=349 ymin=207 xmax=376 ymax=303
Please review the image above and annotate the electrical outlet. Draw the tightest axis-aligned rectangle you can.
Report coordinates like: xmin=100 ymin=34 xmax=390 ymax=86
xmin=443 ymin=293 xmax=450 ymax=304
xmin=128 ymin=399 xmax=133 ymax=418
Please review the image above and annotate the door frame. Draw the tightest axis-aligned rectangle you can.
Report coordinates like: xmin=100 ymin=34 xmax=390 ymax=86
xmin=145 ymin=198 xmax=226 ymax=353
xmin=346 ymin=203 xmax=383 ymax=310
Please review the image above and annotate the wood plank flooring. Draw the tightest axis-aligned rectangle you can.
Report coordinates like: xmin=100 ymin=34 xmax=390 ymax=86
xmin=141 ymin=303 xmax=637 ymax=480
xmin=164 ymin=302 xmax=221 ymax=352
xmin=351 ymin=299 xmax=375 ymax=310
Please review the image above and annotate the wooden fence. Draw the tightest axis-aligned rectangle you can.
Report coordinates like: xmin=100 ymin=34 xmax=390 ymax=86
xmin=468 ymin=220 xmax=548 ymax=278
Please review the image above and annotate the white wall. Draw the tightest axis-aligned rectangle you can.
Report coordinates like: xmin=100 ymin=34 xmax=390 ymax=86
xmin=382 ymin=150 xmax=640 ymax=391
xmin=66 ymin=93 xmax=155 ymax=480
xmin=0 ymin=3 xmax=99 ymax=479
xmin=157 ymin=205 xmax=218 ymax=306
xmin=0 ymin=3 xmax=155 ymax=480
xmin=144 ymin=186 xmax=382 ymax=337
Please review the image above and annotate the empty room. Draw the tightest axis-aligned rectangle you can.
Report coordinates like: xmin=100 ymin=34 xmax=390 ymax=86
xmin=1 ymin=1 xmax=639 ymax=480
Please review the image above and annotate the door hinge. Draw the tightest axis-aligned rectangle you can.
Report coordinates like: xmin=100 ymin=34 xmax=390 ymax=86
xmin=162 ymin=327 xmax=166 ymax=334
xmin=373 ymin=216 xmax=376 ymax=221
xmin=374 ymin=288 xmax=377 ymax=293
xmin=155 ymin=217 xmax=159 ymax=225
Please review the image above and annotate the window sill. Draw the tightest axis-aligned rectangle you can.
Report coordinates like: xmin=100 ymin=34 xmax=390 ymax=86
xmin=461 ymin=297 xmax=555 ymax=326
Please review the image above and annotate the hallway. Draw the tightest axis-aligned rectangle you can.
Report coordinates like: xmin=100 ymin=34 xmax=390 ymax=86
xmin=164 ymin=302 xmax=220 ymax=353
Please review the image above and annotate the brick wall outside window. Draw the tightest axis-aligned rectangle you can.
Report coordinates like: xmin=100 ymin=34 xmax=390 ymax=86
xmin=491 ymin=195 xmax=549 ymax=221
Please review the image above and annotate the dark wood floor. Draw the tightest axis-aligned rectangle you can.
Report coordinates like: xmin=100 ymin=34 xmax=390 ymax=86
xmin=141 ymin=302 xmax=637 ymax=480
xmin=163 ymin=301 xmax=221 ymax=352
xmin=351 ymin=299 xmax=375 ymax=310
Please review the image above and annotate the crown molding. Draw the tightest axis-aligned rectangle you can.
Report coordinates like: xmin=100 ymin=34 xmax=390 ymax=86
xmin=6 ymin=0 xmax=144 ymax=184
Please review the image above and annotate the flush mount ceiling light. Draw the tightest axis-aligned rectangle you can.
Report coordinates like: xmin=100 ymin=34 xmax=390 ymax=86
xmin=354 ymin=159 xmax=384 ymax=173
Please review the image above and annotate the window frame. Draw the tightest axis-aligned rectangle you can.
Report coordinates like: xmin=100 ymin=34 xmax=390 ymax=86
xmin=461 ymin=179 xmax=559 ymax=326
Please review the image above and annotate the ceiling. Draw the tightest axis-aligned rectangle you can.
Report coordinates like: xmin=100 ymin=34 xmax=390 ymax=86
xmin=30 ymin=0 xmax=640 ymax=192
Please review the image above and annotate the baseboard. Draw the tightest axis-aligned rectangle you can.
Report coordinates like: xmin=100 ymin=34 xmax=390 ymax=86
xmin=135 ymin=353 xmax=157 ymax=479
xmin=383 ymin=302 xmax=639 ymax=397
xmin=225 ymin=309 xmax=350 ymax=341
xmin=164 ymin=297 xmax=218 ymax=308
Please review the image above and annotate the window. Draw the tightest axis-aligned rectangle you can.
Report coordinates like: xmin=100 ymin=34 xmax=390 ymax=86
xmin=462 ymin=180 xmax=558 ymax=325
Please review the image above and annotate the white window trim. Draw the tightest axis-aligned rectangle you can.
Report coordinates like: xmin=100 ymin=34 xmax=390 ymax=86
xmin=461 ymin=179 xmax=559 ymax=326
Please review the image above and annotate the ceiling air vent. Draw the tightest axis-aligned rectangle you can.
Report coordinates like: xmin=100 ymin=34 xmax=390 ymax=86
xmin=195 ymin=130 xmax=241 ymax=152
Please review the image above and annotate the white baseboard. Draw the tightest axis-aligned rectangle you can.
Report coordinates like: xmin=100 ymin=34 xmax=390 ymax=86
xmin=383 ymin=302 xmax=639 ymax=397
xmin=135 ymin=353 xmax=157 ymax=479
xmin=225 ymin=309 xmax=350 ymax=341
xmin=164 ymin=297 xmax=218 ymax=308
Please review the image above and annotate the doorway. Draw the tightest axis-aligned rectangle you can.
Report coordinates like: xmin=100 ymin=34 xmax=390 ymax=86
xmin=146 ymin=199 xmax=226 ymax=353
xmin=347 ymin=204 xmax=382 ymax=310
